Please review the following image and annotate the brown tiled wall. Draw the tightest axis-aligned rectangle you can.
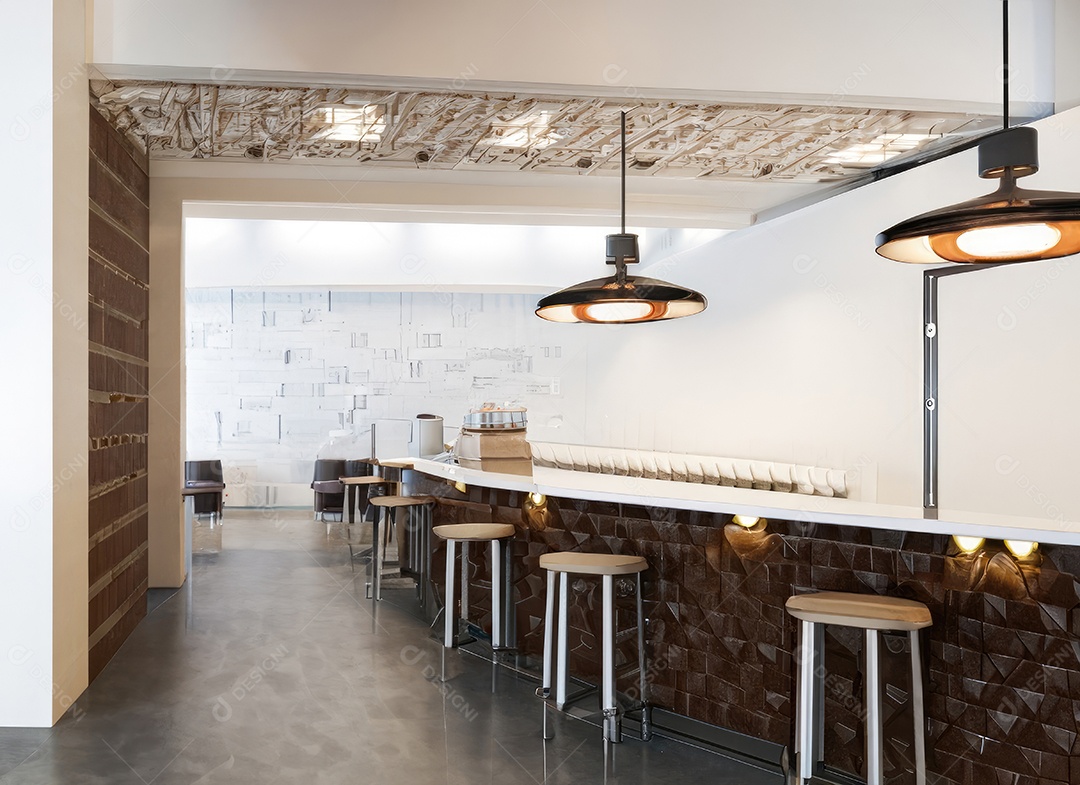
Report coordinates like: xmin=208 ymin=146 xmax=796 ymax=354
xmin=87 ymin=105 xmax=149 ymax=681
xmin=416 ymin=476 xmax=1080 ymax=785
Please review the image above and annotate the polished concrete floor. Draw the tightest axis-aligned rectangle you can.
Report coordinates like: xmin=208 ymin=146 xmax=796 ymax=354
xmin=0 ymin=510 xmax=782 ymax=784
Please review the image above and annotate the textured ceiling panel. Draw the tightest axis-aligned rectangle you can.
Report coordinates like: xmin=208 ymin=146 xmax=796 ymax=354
xmin=91 ymin=80 xmax=999 ymax=183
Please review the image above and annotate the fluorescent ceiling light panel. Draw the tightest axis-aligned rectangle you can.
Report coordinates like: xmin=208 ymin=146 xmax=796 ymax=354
xmin=317 ymin=104 xmax=386 ymax=143
xmin=824 ymin=133 xmax=940 ymax=167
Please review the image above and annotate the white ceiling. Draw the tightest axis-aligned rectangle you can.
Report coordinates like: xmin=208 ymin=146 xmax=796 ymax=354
xmin=92 ymin=0 xmax=1073 ymax=227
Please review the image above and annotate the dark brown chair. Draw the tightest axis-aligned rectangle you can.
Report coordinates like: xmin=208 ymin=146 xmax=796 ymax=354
xmin=184 ymin=460 xmax=225 ymax=518
xmin=311 ymin=459 xmax=347 ymax=522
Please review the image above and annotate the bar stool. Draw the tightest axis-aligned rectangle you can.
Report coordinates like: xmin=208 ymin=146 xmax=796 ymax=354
xmin=433 ymin=523 xmax=515 ymax=650
xmin=341 ymin=475 xmax=395 ymax=524
xmin=786 ymin=591 xmax=932 ymax=785
xmin=537 ymin=552 xmax=651 ymax=743
xmin=366 ymin=495 xmax=436 ymax=608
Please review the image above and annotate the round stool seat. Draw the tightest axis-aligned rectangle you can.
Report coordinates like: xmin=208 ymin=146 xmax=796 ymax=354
xmin=433 ymin=523 xmax=515 ymax=541
xmin=786 ymin=591 xmax=931 ymax=632
xmin=340 ymin=475 xmax=392 ymax=485
xmin=369 ymin=495 xmax=436 ymax=508
xmin=539 ymin=552 xmax=647 ymax=576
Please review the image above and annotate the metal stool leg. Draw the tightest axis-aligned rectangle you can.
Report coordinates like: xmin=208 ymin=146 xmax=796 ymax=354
xmin=636 ymin=572 xmax=651 ymax=741
xmin=795 ymin=619 xmax=823 ymax=784
xmin=866 ymin=629 xmax=884 ymax=785
xmin=556 ymin=571 xmax=569 ymax=710
xmin=444 ymin=538 xmax=457 ymax=648
xmin=367 ymin=512 xmax=380 ymax=605
xmin=540 ymin=568 xmax=556 ymax=740
xmin=910 ymin=629 xmax=927 ymax=785
xmin=460 ymin=541 xmax=469 ymax=624
xmin=375 ymin=509 xmax=387 ymax=601
xmin=492 ymin=539 xmax=502 ymax=648
xmin=602 ymin=574 xmax=619 ymax=742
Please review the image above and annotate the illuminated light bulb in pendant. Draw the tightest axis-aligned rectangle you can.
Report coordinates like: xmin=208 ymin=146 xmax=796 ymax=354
xmin=581 ymin=301 xmax=657 ymax=323
xmin=955 ymin=223 xmax=1061 ymax=260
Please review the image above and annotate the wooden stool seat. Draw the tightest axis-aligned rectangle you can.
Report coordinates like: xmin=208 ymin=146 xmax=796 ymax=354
xmin=539 ymin=552 xmax=647 ymax=576
xmin=786 ymin=591 xmax=932 ymax=631
xmin=340 ymin=475 xmax=393 ymax=486
xmin=433 ymin=523 xmax=515 ymax=541
xmin=370 ymin=495 xmax=436 ymax=508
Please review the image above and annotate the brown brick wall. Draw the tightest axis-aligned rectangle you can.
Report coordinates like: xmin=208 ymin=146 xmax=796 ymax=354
xmin=88 ymin=105 xmax=149 ymax=681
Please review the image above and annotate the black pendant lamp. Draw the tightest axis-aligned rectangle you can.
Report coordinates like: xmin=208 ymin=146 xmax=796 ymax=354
xmin=535 ymin=111 xmax=707 ymax=323
xmin=875 ymin=0 xmax=1080 ymax=264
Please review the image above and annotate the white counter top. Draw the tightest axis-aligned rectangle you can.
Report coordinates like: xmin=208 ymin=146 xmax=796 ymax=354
xmin=407 ymin=457 xmax=1080 ymax=547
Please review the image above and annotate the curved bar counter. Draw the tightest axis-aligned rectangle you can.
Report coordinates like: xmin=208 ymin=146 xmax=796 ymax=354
xmin=406 ymin=457 xmax=1080 ymax=785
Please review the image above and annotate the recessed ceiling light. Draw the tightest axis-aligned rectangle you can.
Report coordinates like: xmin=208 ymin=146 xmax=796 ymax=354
xmin=480 ymin=109 xmax=564 ymax=150
xmin=316 ymin=104 xmax=386 ymax=144
xmin=824 ymin=133 xmax=940 ymax=168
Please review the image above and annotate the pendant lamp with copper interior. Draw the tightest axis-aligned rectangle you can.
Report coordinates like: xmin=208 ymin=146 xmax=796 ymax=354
xmin=535 ymin=112 xmax=707 ymax=323
xmin=875 ymin=0 xmax=1080 ymax=265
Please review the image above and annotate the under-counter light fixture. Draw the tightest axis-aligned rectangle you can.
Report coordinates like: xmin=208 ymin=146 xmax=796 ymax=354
xmin=875 ymin=0 xmax=1080 ymax=264
xmin=1004 ymin=539 xmax=1039 ymax=560
xmin=535 ymin=111 xmax=707 ymax=324
xmin=529 ymin=492 xmax=547 ymax=506
xmin=732 ymin=515 xmax=765 ymax=530
xmin=951 ymin=535 xmax=985 ymax=554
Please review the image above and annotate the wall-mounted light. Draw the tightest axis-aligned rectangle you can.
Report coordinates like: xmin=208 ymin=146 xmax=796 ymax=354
xmin=1004 ymin=539 xmax=1039 ymax=560
xmin=951 ymin=535 xmax=985 ymax=554
xmin=523 ymin=490 xmax=551 ymax=530
xmin=732 ymin=514 xmax=766 ymax=531
xmin=453 ymin=480 xmax=468 ymax=494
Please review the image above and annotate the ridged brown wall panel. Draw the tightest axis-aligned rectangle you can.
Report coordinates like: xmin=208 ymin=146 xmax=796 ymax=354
xmin=88 ymin=104 xmax=149 ymax=682
xmin=89 ymin=211 xmax=148 ymax=282
xmin=88 ymin=157 xmax=149 ymax=248
xmin=88 ymin=476 xmax=147 ymax=540
xmin=89 ymin=400 xmax=147 ymax=441
xmin=89 ymin=258 xmax=148 ymax=320
xmin=89 ymin=353 xmax=149 ymax=398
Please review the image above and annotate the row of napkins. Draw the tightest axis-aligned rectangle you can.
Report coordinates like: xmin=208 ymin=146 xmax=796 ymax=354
xmin=529 ymin=441 xmax=847 ymax=498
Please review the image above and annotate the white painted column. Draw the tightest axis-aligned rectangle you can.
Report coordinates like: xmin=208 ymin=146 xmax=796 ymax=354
xmin=0 ymin=0 xmax=90 ymax=726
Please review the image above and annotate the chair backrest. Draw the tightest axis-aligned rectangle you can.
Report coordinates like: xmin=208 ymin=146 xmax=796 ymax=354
xmin=185 ymin=460 xmax=223 ymax=483
xmin=312 ymin=459 xmax=347 ymax=482
xmin=343 ymin=459 xmax=374 ymax=479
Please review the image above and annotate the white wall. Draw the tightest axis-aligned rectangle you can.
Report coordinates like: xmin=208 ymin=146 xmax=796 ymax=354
xmin=186 ymin=288 xmax=587 ymax=503
xmin=183 ymin=219 xmax=721 ymax=290
xmin=92 ymin=0 xmax=1054 ymax=115
xmin=571 ymin=106 xmax=1080 ymax=521
xmin=0 ymin=0 xmax=89 ymax=726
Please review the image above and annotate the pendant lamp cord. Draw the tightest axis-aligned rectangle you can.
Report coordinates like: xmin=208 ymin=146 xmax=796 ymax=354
xmin=1003 ymin=0 xmax=1010 ymax=129
xmin=620 ymin=110 xmax=627 ymax=234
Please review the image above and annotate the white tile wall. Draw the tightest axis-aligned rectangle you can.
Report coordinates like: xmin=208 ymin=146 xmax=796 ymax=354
xmin=186 ymin=288 xmax=586 ymax=505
